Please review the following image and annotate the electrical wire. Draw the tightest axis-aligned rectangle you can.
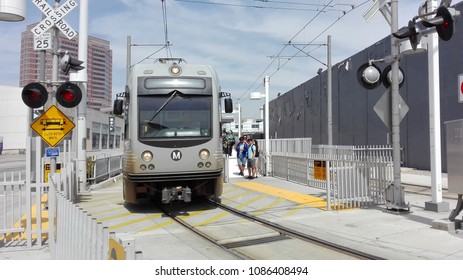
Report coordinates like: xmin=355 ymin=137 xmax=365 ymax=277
xmin=237 ymin=0 xmax=370 ymax=102
xmin=175 ymin=0 xmax=331 ymax=12
xmin=161 ymin=0 xmax=173 ymax=58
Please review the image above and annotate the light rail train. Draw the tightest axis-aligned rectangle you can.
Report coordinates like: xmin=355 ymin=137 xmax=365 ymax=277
xmin=113 ymin=58 xmax=232 ymax=204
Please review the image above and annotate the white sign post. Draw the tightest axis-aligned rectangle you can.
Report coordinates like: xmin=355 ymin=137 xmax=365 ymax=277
xmin=31 ymin=0 xmax=78 ymax=40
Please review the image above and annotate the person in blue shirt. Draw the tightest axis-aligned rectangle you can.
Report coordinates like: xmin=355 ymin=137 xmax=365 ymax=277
xmin=235 ymin=137 xmax=248 ymax=176
xmin=246 ymin=139 xmax=256 ymax=179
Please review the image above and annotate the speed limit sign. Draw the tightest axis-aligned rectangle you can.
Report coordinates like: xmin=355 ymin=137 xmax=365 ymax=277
xmin=34 ymin=33 xmax=52 ymax=51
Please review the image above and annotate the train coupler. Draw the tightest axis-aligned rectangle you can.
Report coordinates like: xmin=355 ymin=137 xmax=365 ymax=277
xmin=162 ymin=186 xmax=192 ymax=204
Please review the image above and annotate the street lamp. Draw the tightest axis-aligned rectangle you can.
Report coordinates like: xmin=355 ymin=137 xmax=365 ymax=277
xmin=249 ymin=76 xmax=270 ymax=176
xmin=0 ymin=0 xmax=25 ymax=21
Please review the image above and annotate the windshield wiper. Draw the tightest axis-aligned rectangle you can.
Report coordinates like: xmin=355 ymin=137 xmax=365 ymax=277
xmin=148 ymin=90 xmax=179 ymax=123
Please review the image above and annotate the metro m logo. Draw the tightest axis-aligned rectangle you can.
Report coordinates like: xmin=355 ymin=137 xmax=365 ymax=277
xmin=171 ymin=150 xmax=182 ymax=161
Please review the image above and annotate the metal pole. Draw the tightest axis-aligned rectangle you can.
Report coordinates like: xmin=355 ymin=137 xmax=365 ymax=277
xmin=238 ymin=103 xmax=241 ymax=137
xmin=425 ymin=0 xmax=448 ymax=212
xmin=127 ymin=35 xmax=131 ymax=85
xmin=327 ymin=35 xmax=333 ymax=146
xmin=71 ymin=0 xmax=88 ymax=194
xmin=264 ymin=76 xmax=270 ymax=176
xmin=50 ymin=0 xmax=60 ymax=177
xmin=389 ymin=0 xmax=408 ymax=210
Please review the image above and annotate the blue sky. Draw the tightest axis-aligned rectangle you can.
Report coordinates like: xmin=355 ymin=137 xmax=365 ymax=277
xmin=0 ymin=0 xmax=449 ymax=118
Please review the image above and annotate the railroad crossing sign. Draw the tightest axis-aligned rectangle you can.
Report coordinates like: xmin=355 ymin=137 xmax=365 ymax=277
xmin=31 ymin=105 xmax=75 ymax=147
xmin=374 ymin=89 xmax=409 ymax=131
xmin=31 ymin=0 xmax=78 ymax=40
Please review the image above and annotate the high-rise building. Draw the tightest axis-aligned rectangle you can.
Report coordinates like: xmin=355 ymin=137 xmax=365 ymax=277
xmin=20 ymin=23 xmax=113 ymax=110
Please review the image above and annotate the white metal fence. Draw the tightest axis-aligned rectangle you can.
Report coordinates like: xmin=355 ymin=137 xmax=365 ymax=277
xmin=257 ymin=138 xmax=394 ymax=210
xmin=0 ymin=139 xmax=137 ymax=259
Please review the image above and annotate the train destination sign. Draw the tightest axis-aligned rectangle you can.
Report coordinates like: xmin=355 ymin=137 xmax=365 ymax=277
xmin=31 ymin=0 xmax=78 ymax=40
xmin=31 ymin=105 xmax=75 ymax=147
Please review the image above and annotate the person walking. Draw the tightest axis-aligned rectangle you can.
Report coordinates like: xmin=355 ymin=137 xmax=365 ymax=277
xmin=246 ymin=139 xmax=256 ymax=179
xmin=225 ymin=130 xmax=235 ymax=156
xmin=235 ymin=137 xmax=248 ymax=176
xmin=253 ymin=139 xmax=259 ymax=178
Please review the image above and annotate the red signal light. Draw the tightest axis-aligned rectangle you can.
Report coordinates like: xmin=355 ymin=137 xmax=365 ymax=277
xmin=56 ymin=82 xmax=82 ymax=108
xmin=61 ymin=90 xmax=76 ymax=102
xmin=22 ymin=82 xmax=48 ymax=108
xmin=435 ymin=6 xmax=454 ymax=41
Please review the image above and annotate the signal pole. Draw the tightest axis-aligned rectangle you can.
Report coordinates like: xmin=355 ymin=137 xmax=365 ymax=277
xmin=425 ymin=0 xmax=448 ymax=212
xmin=50 ymin=0 xmax=60 ymax=178
xmin=389 ymin=0 xmax=408 ymax=210
xmin=71 ymin=0 xmax=88 ymax=194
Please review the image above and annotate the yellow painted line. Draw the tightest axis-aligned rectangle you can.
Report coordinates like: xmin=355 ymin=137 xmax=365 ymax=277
xmin=96 ymin=211 xmax=133 ymax=222
xmin=222 ymin=185 xmax=242 ymax=195
xmin=234 ymin=181 xmax=328 ymax=210
xmin=78 ymin=194 xmax=122 ymax=205
xmin=109 ymin=213 xmax=164 ymax=231
xmin=194 ymin=193 xmax=269 ymax=227
xmin=88 ymin=205 xmax=127 ymax=216
xmin=78 ymin=199 xmax=125 ymax=210
xmin=283 ymin=204 xmax=306 ymax=217
xmin=251 ymin=197 xmax=286 ymax=217
xmin=136 ymin=219 xmax=176 ymax=232
xmin=138 ymin=210 xmax=207 ymax=232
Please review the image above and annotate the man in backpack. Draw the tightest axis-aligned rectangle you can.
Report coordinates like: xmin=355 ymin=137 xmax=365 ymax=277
xmin=235 ymin=137 xmax=248 ymax=176
xmin=246 ymin=139 xmax=256 ymax=179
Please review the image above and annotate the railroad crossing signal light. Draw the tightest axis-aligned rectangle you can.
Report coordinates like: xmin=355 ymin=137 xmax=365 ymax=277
xmin=56 ymin=82 xmax=82 ymax=108
xmin=59 ymin=51 xmax=84 ymax=75
xmin=224 ymin=98 xmax=233 ymax=113
xmin=22 ymin=82 xmax=48 ymax=108
xmin=357 ymin=63 xmax=405 ymax=90
xmin=393 ymin=20 xmax=421 ymax=51
xmin=422 ymin=6 xmax=455 ymax=41
xmin=357 ymin=63 xmax=382 ymax=90
xmin=395 ymin=6 xmax=458 ymax=44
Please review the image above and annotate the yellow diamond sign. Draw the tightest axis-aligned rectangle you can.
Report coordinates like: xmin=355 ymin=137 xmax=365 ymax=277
xmin=31 ymin=105 xmax=75 ymax=147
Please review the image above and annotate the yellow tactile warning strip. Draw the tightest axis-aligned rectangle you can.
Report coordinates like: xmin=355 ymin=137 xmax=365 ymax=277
xmin=233 ymin=181 xmax=329 ymax=210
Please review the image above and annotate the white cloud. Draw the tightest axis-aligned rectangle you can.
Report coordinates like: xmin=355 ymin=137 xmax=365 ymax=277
xmin=1 ymin=0 xmax=457 ymax=118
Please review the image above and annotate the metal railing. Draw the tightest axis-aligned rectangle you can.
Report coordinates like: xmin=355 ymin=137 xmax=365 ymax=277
xmin=256 ymin=138 xmax=393 ymax=210
xmin=87 ymin=152 xmax=123 ymax=185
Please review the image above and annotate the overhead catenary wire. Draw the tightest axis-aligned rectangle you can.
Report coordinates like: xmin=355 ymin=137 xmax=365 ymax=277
xmin=174 ymin=0 xmax=333 ymax=12
xmin=237 ymin=0 xmax=370 ymax=103
xmin=161 ymin=0 xmax=173 ymax=58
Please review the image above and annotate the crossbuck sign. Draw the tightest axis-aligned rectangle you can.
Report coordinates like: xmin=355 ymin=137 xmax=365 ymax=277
xmin=31 ymin=0 xmax=78 ymax=40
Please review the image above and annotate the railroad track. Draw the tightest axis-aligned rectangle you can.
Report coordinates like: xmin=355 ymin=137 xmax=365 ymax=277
xmin=156 ymin=199 xmax=383 ymax=260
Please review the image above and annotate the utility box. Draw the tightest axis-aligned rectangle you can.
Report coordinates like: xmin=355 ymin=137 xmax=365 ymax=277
xmin=445 ymin=119 xmax=463 ymax=194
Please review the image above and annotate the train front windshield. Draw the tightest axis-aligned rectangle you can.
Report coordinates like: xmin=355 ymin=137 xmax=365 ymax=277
xmin=138 ymin=93 xmax=212 ymax=139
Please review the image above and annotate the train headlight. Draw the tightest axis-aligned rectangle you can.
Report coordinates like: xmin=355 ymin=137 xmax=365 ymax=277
xmin=169 ymin=65 xmax=181 ymax=75
xmin=199 ymin=149 xmax=210 ymax=160
xmin=141 ymin=151 xmax=153 ymax=162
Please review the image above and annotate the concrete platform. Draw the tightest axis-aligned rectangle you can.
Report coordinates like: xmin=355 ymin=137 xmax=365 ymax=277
xmin=1 ymin=154 xmax=463 ymax=260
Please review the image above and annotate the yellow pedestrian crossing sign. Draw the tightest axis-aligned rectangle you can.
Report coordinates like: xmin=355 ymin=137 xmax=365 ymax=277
xmin=31 ymin=105 xmax=75 ymax=147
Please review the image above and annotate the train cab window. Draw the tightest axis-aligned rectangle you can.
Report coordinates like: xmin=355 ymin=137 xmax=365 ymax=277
xmin=138 ymin=93 xmax=212 ymax=139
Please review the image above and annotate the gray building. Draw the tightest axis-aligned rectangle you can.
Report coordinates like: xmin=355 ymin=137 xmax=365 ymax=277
xmin=269 ymin=2 xmax=463 ymax=172
xmin=20 ymin=23 xmax=113 ymax=110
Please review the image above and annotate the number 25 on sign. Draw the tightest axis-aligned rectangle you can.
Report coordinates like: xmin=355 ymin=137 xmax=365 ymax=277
xmin=34 ymin=33 xmax=52 ymax=50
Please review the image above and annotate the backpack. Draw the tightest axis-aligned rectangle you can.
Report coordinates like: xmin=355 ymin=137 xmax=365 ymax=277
xmin=254 ymin=142 xmax=259 ymax=157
